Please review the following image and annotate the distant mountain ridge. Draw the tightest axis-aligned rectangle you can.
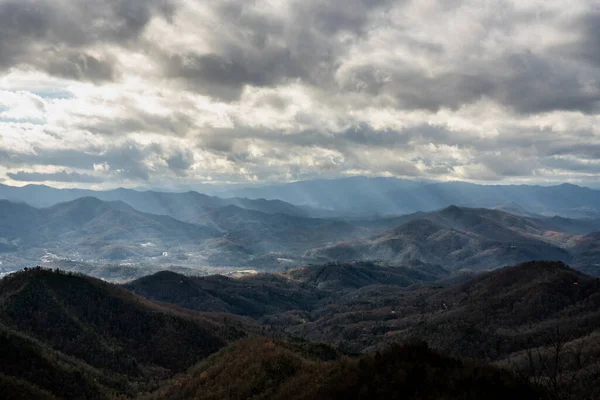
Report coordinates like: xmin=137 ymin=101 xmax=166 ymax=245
xmin=0 ymin=197 xmax=374 ymax=269
xmin=217 ymin=177 xmax=600 ymax=217
xmin=0 ymin=183 xmax=313 ymax=218
xmin=5 ymin=178 xmax=600 ymax=219
xmin=0 ymin=197 xmax=220 ymax=264
xmin=3 ymin=195 xmax=600 ymax=275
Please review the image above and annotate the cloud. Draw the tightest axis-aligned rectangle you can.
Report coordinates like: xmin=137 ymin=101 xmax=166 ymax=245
xmin=0 ymin=0 xmax=600 ymax=188
xmin=7 ymin=170 xmax=104 ymax=183
xmin=0 ymin=0 xmax=173 ymax=81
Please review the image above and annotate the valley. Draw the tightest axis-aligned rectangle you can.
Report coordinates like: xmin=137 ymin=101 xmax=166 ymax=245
xmin=3 ymin=184 xmax=600 ymax=279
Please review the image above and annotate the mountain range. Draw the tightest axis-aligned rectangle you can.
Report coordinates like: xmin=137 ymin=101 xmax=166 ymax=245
xmin=217 ymin=177 xmax=600 ymax=217
xmin=0 ymin=267 xmax=251 ymax=399
xmin=2 ymin=261 xmax=598 ymax=399
xmin=129 ymin=260 xmax=600 ymax=400
xmin=0 ymin=183 xmax=312 ymax=218
xmin=5 ymin=179 xmax=600 ymax=219
xmin=3 ymin=193 xmax=600 ymax=276
xmin=306 ymin=205 xmax=600 ymax=271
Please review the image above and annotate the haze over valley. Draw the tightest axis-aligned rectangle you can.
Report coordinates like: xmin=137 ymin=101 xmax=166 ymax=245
xmin=3 ymin=179 xmax=600 ymax=281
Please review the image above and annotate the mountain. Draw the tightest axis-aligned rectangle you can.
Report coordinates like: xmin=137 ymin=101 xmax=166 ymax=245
xmin=4 ymin=262 xmax=598 ymax=399
xmin=4 ymin=193 xmax=600 ymax=277
xmin=128 ymin=260 xmax=599 ymax=362
xmin=566 ymin=231 xmax=600 ymax=275
xmin=4 ymin=198 xmax=600 ymax=276
xmin=0 ymin=327 xmax=113 ymax=400
xmin=40 ymin=197 xmax=218 ymax=241
xmin=0 ymin=197 xmax=407 ymax=272
xmin=274 ymin=261 xmax=599 ymax=360
xmin=271 ymin=261 xmax=600 ymax=399
xmin=146 ymin=337 xmax=540 ymax=400
xmin=306 ymin=206 xmax=581 ymax=271
xmin=217 ymin=177 xmax=430 ymax=215
xmin=218 ymin=177 xmax=600 ymax=217
xmin=0 ymin=197 xmax=221 ymax=266
xmin=284 ymin=260 xmax=448 ymax=290
xmin=194 ymin=205 xmax=367 ymax=251
xmin=0 ymin=267 xmax=248 ymax=398
xmin=124 ymin=270 xmax=325 ymax=318
xmin=124 ymin=261 xmax=448 ymax=318
xmin=0 ymin=183 xmax=313 ymax=219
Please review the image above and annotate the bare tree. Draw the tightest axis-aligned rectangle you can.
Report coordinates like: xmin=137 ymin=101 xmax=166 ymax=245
xmin=513 ymin=325 xmax=594 ymax=400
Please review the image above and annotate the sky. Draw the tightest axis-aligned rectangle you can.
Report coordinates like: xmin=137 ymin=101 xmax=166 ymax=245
xmin=0 ymin=0 xmax=600 ymax=189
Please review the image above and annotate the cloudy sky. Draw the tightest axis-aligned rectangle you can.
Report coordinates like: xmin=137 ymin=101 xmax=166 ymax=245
xmin=0 ymin=0 xmax=599 ymax=189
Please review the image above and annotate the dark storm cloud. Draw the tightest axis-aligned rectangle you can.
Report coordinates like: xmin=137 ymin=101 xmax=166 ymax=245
xmin=155 ymin=1 xmax=600 ymax=113
xmin=7 ymin=170 xmax=104 ymax=183
xmin=166 ymin=150 xmax=195 ymax=175
xmin=549 ymin=143 xmax=600 ymax=160
xmin=339 ymin=64 xmax=494 ymax=111
xmin=2 ymin=0 xmax=598 ymax=114
xmin=161 ymin=0 xmax=394 ymax=100
xmin=290 ymin=0 xmax=394 ymax=36
xmin=342 ymin=52 xmax=600 ymax=114
xmin=0 ymin=0 xmax=174 ymax=81
xmin=164 ymin=50 xmax=306 ymax=101
xmin=336 ymin=124 xmax=411 ymax=147
xmin=46 ymin=53 xmax=116 ymax=83
xmin=492 ymin=53 xmax=600 ymax=114
xmin=562 ymin=11 xmax=600 ymax=68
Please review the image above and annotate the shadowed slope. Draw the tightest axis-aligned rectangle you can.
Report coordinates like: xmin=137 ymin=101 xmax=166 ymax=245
xmin=0 ymin=268 xmax=243 ymax=377
xmin=144 ymin=337 xmax=541 ymax=400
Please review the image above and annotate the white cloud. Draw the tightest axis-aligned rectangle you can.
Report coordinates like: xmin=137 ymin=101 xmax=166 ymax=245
xmin=0 ymin=0 xmax=599 ymax=188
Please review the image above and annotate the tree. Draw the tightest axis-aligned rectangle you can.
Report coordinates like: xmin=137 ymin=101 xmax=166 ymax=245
xmin=515 ymin=325 xmax=597 ymax=400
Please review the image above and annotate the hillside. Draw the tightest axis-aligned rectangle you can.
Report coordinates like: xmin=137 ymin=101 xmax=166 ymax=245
xmin=125 ymin=260 xmax=600 ymax=398
xmin=276 ymin=261 xmax=600 ymax=399
xmin=125 ymin=270 xmax=325 ymax=318
xmin=306 ymin=206 xmax=578 ymax=271
xmin=0 ymin=327 xmax=116 ymax=400
xmin=196 ymin=205 xmax=367 ymax=251
xmin=567 ymin=232 xmax=600 ymax=274
xmin=39 ymin=197 xmax=218 ymax=242
xmin=128 ymin=260 xmax=600 ymax=360
xmin=144 ymin=337 xmax=541 ymax=400
xmin=0 ymin=197 xmax=221 ymax=266
xmin=267 ymin=260 xmax=600 ymax=399
xmin=0 ymin=267 xmax=247 ymax=397
xmin=284 ymin=260 xmax=448 ymax=290
xmin=3 ymin=262 xmax=598 ymax=399
xmin=128 ymin=261 xmax=598 ymax=363
xmin=124 ymin=261 xmax=448 ymax=318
